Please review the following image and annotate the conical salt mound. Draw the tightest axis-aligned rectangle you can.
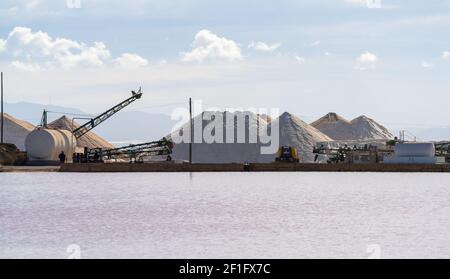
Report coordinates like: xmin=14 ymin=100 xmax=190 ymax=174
xmin=311 ymin=112 xmax=352 ymax=140
xmin=169 ymin=111 xmax=274 ymax=163
xmin=349 ymin=115 xmax=392 ymax=140
xmin=1 ymin=113 xmax=35 ymax=151
xmin=313 ymin=112 xmax=349 ymax=124
xmin=311 ymin=112 xmax=392 ymax=141
xmin=48 ymin=116 xmax=114 ymax=149
xmin=278 ymin=112 xmax=333 ymax=162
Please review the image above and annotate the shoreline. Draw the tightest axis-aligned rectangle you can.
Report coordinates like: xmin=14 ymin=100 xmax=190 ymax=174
xmin=0 ymin=165 xmax=60 ymax=172
xmin=3 ymin=163 xmax=450 ymax=173
xmin=60 ymin=162 xmax=450 ymax=173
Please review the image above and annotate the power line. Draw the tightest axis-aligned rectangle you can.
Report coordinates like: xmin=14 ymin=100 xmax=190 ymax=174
xmin=129 ymin=102 xmax=187 ymax=111
xmin=45 ymin=110 xmax=96 ymax=118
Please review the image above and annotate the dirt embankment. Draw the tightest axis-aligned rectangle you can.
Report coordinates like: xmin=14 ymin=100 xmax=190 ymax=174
xmin=60 ymin=162 xmax=450 ymax=173
xmin=0 ymin=143 xmax=25 ymax=166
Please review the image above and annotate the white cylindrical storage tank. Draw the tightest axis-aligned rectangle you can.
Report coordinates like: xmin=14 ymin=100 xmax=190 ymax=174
xmin=57 ymin=129 xmax=76 ymax=162
xmin=394 ymin=143 xmax=435 ymax=157
xmin=25 ymin=128 xmax=77 ymax=161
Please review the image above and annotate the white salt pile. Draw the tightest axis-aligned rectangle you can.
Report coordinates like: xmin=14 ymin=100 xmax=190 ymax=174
xmin=169 ymin=111 xmax=333 ymax=163
xmin=277 ymin=112 xmax=333 ymax=162
xmin=311 ymin=112 xmax=392 ymax=141
xmin=349 ymin=115 xmax=393 ymax=140
xmin=169 ymin=111 xmax=274 ymax=163
xmin=1 ymin=113 xmax=35 ymax=151
xmin=311 ymin=113 xmax=352 ymax=140
xmin=48 ymin=116 xmax=114 ymax=149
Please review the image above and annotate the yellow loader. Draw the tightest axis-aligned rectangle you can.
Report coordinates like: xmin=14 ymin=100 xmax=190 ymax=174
xmin=275 ymin=146 xmax=300 ymax=163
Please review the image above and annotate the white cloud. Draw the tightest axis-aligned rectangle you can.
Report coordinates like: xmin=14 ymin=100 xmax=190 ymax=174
xmin=421 ymin=61 xmax=432 ymax=68
xmin=345 ymin=0 xmax=366 ymax=4
xmin=248 ymin=41 xmax=281 ymax=52
xmin=181 ymin=30 xmax=243 ymax=63
xmin=57 ymin=42 xmax=111 ymax=68
xmin=344 ymin=0 xmax=382 ymax=8
xmin=0 ymin=26 xmax=148 ymax=71
xmin=115 ymin=53 xmax=149 ymax=68
xmin=442 ymin=51 xmax=450 ymax=60
xmin=324 ymin=52 xmax=332 ymax=56
xmin=2 ymin=27 xmax=110 ymax=69
xmin=295 ymin=55 xmax=305 ymax=64
xmin=11 ymin=61 xmax=42 ymax=71
xmin=357 ymin=51 xmax=378 ymax=63
xmin=355 ymin=51 xmax=378 ymax=70
xmin=25 ymin=0 xmax=40 ymax=9
xmin=311 ymin=40 xmax=321 ymax=46
xmin=0 ymin=39 xmax=6 ymax=52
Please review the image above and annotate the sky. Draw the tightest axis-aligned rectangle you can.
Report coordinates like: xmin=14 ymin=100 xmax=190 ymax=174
xmin=1 ymin=0 xmax=450 ymax=132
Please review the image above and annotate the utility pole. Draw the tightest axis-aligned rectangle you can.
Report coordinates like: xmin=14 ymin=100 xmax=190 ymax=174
xmin=42 ymin=110 xmax=48 ymax=128
xmin=189 ymin=97 xmax=193 ymax=164
xmin=1 ymin=72 xmax=4 ymax=144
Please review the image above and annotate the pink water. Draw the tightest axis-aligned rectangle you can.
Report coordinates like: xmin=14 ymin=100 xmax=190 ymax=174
xmin=1 ymin=172 xmax=450 ymax=258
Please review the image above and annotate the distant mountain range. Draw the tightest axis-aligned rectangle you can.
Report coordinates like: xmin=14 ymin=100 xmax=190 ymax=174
xmin=412 ymin=128 xmax=450 ymax=142
xmin=4 ymin=102 xmax=177 ymax=144
xmin=93 ymin=111 xmax=175 ymax=144
xmin=4 ymin=102 xmax=85 ymax=125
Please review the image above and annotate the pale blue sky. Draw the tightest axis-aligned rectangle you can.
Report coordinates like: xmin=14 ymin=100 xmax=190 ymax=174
xmin=1 ymin=0 xmax=450 ymax=133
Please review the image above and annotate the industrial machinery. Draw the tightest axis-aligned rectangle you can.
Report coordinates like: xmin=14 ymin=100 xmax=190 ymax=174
xmin=72 ymin=88 xmax=142 ymax=139
xmin=313 ymin=143 xmax=410 ymax=164
xmin=76 ymin=138 xmax=174 ymax=163
xmin=275 ymin=146 xmax=300 ymax=163
xmin=313 ymin=145 xmax=349 ymax=164
xmin=435 ymin=142 xmax=450 ymax=163
xmin=25 ymin=88 xmax=143 ymax=163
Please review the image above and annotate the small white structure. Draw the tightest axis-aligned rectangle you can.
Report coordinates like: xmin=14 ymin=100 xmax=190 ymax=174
xmin=384 ymin=142 xmax=436 ymax=164
xmin=25 ymin=128 xmax=76 ymax=162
